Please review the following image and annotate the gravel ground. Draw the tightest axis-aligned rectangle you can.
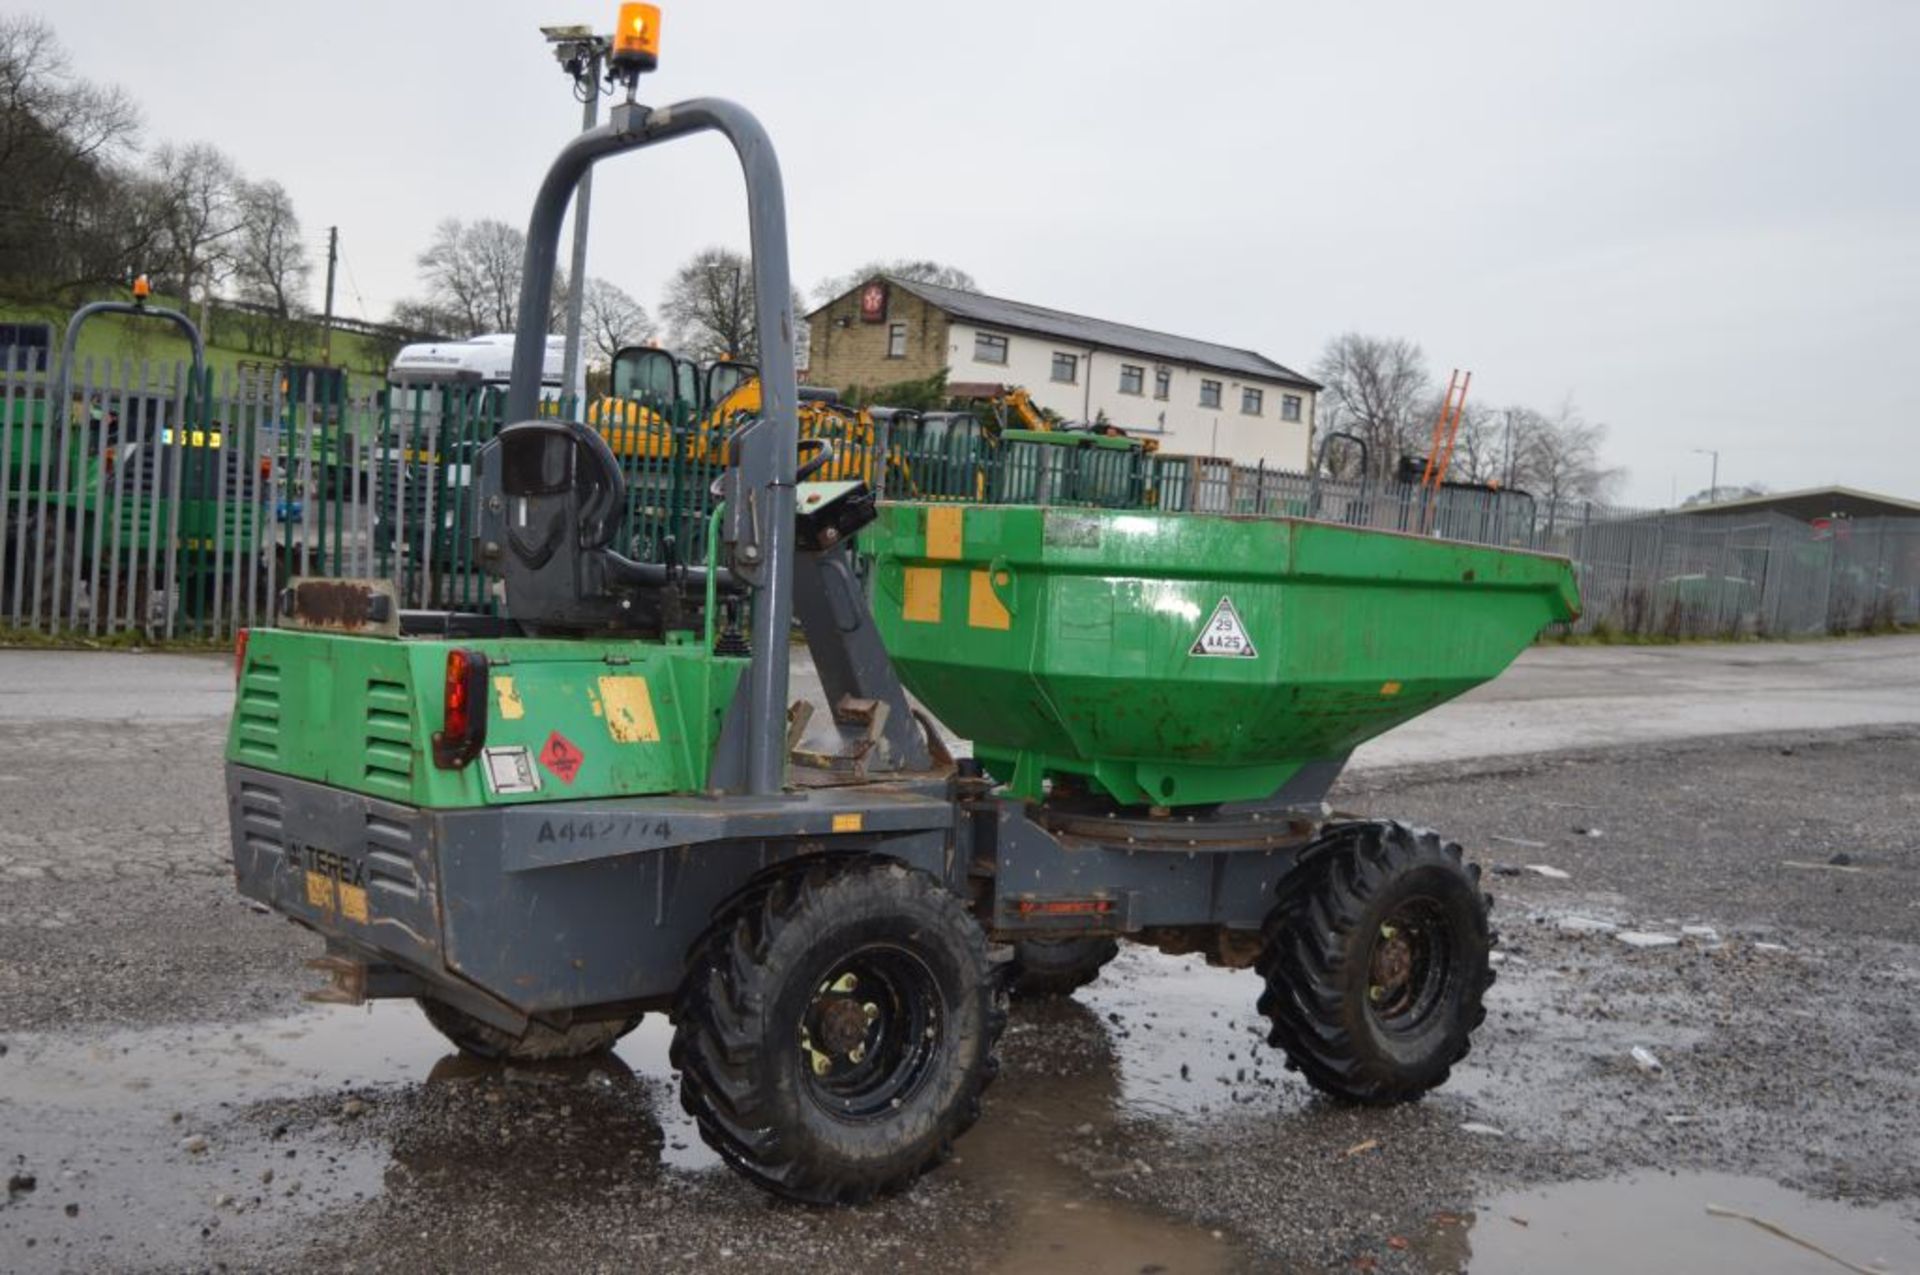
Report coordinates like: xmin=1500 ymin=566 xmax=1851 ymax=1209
xmin=2 ymin=718 xmax=1917 ymax=1272
xmin=1109 ymin=724 xmax=1920 ymax=1270
xmin=0 ymin=718 xmax=307 ymax=1032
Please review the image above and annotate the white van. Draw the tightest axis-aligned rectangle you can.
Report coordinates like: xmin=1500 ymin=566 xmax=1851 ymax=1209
xmin=377 ymin=335 xmax=585 ymax=551
xmin=386 ymin=333 xmax=584 ymax=404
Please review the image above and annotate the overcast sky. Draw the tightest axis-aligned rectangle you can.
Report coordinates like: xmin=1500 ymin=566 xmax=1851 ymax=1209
xmin=46 ymin=0 xmax=1920 ymax=506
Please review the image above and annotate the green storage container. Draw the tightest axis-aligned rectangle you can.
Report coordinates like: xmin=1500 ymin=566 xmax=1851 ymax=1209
xmin=863 ymin=503 xmax=1579 ymax=807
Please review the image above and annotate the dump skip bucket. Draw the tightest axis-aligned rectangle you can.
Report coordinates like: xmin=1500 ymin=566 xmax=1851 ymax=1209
xmin=863 ymin=504 xmax=1580 ymax=807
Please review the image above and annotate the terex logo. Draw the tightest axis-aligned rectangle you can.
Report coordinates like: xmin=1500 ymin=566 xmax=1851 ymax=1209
xmin=300 ymin=844 xmax=366 ymax=888
xmin=291 ymin=843 xmax=372 ymax=923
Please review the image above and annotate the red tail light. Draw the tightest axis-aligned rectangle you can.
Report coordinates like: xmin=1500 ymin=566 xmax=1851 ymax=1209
xmin=234 ymin=628 xmax=249 ymax=685
xmin=432 ymin=647 xmax=489 ymax=768
xmin=1015 ymin=898 xmax=1115 ymax=917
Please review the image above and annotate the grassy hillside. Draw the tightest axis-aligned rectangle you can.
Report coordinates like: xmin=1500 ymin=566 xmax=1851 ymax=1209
xmin=0 ymin=293 xmax=394 ymax=393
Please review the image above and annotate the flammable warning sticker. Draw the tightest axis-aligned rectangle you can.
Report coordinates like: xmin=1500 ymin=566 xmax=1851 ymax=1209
xmin=539 ymin=731 xmax=585 ymax=785
xmin=1190 ymin=596 xmax=1259 ymax=658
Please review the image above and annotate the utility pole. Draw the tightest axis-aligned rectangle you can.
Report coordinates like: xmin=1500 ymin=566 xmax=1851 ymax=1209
xmin=1693 ymin=447 xmax=1719 ymax=502
xmin=320 ymin=225 xmax=339 ymax=365
xmin=543 ymin=25 xmax=609 ymax=403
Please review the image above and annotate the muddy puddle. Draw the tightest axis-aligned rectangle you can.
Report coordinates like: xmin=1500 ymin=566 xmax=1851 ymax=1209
xmin=1418 ymin=1172 xmax=1918 ymax=1273
xmin=0 ymin=947 xmax=1274 ymax=1271
xmin=6 ymin=941 xmax=1910 ymax=1272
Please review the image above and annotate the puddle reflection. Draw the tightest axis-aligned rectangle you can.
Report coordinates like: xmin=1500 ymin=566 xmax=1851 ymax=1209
xmin=1416 ymin=1172 xmax=1917 ymax=1274
xmin=0 ymin=949 xmax=1332 ymax=1273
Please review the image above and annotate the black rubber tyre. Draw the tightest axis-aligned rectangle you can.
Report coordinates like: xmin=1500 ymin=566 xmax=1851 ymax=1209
xmin=1256 ymin=821 xmax=1493 ymax=1105
xmin=417 ymin=998 xmax=642 ymax=1063
xmin=1007 ymin=936 xmax=1119 ymax=999
xmin=671 ymin=857 xmax=1007 ymax=1205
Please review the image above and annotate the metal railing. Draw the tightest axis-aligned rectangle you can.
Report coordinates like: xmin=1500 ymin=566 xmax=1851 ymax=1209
xmin=1 ymin=355 xmax=1914 ymax=643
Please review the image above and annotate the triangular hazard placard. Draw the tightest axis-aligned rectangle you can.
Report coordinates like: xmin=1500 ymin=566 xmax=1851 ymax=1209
xmin=1190 ymin=596 xmax=1258 ymax=658
xmin=539 ymin=731 xmax=585 ymax=784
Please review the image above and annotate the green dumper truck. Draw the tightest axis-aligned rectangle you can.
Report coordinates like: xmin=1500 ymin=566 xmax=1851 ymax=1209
xmin=224 ymin=16 xmax=1579 ymax=1207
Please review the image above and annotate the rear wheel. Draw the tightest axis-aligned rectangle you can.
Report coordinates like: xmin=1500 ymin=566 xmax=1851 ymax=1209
xmin=1256 ymin=821 xmax=1493 ymax=1104
xmin=672 ymin=857 xmax=1006 ymax=1204
xmin=1007 ymin=935 xmax=1119 ymax=999
xmin=416 ymin=997 xmax=642 ymax=1063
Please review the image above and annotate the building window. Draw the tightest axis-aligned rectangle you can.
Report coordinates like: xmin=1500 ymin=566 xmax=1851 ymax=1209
xmin=1051 ymin=352 xmax=1078 ymax=384
xmin=1199 ymin=379 xmax=1222 ymax=409
xmin=1282 ymin=393 xmax=1303 ymax=422
xmin=1118 ymin=364 xmax=1144 ymax=395
xmin=887 ymin=322 xmax=907 ymax=358
xmin=1153 ymin=368 xmax=1170 ymax=400
xmin=1241 ymin=387 xmax=1264 ymax=416
xmin=974 ymin=331 xmax=1008 ymax=365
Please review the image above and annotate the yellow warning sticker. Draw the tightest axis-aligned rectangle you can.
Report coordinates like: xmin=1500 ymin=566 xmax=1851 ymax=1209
xmin=598 ymin=675 xmax=661 ymax=743
xmin=304 ymin=870 xmax=335 ymax=911
xmin=338 ymin=883 xmax=370 ymax=924
xmin=902 ymin=567 xmax=942 ymax=623
xmin=1380 ymin=681 xmax=1403 ymax=696
xmin=925 ymin=506 xmax=964 ymax=560
xmin=493 ymin=675 xmax=526 ymax=720
xmin=831 ymin=813 xmax=864 ymax=833
xmin=968 ymin=569 xmax=1011 ymax=631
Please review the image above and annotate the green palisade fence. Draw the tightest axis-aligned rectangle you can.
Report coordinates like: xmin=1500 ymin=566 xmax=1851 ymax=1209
xmin=0 ymin=354 xmax=1915 ymax=643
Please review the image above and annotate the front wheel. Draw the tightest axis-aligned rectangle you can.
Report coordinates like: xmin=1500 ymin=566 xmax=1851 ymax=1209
xmin=1256 ymin=821 xmax=1493 ymax=1104
xmin=672 ymin=857 xmax=1006 ymax=1204
xmin=417 ymin=998 xmax=642 ymax=1062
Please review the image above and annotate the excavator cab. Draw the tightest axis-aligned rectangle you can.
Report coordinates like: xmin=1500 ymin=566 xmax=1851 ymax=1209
xmin=703 ymin=359 xmax=756 ymax=412
xmin=610 ymin=345 xmax=698 ymax=415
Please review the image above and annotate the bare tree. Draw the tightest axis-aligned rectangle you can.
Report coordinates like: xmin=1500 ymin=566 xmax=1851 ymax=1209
xmin=1680 ymin=482 xmax=1766 ymax=508
xmin=1311 ymin=333 xmax=1431 ymax=478
xmin=662 ymin=246 xmax=763 ymax=361
xmin=811 ymin=258 xmax=978 ymax=305
xmin=389 ymin=298 xmax=460 ymax=339
xmin=0 ymin=15 xmax=143 ymax=290
xmin=1508 ymin=401 xmax=1623 ymax=510
xmin=580 ymin=277 xmax=653 ymax=369
xmin=416 ymin=218 xmax=542 ymax=336
xmin=231 ymin=179 xmax=311 ymax=357
xmin=149 ymin=141 xmax=243 ymax=317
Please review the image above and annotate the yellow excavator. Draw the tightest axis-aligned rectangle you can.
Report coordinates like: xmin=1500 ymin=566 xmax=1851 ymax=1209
xmin=588 ymin=345 xmax=896 ymax=485
xmin=955 ymin=383 xmax=1158 ymax=453
xmin=588 ymin=354 xmax=1147 ymax=502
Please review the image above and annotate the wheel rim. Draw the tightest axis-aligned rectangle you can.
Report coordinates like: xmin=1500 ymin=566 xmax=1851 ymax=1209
xmin=1365 ymin=897 xmax=1455 ymax=1034
xmin=797 ymin=944 xmax=944 ymax=1121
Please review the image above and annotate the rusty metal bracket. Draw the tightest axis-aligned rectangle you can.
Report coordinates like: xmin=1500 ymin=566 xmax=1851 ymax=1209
xmin=790 ymin=694 xmax=894 ymax=778
xmin=303 ymin=953 xmax=425 ymax=1005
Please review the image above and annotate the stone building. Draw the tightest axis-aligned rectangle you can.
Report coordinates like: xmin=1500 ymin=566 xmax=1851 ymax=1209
xmin=805 ymin=276 xmax=1320 ymax=468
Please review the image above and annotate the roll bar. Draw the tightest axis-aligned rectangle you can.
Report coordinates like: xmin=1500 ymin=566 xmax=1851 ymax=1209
xmin=53 ymin=300 xmax=207 ymax=437
xmin=506 ymin=98 xmax=798 ymax=797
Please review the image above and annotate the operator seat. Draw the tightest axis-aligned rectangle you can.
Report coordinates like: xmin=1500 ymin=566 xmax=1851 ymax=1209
xmin=472 ymin=418 xmax=672 ymax=634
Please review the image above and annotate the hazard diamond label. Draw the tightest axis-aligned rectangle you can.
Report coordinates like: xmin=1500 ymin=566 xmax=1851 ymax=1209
xmin=1190 ymin=596 xmax=1258 ymax=658
xmin=538 ymin=731 xmax=585 ymax=784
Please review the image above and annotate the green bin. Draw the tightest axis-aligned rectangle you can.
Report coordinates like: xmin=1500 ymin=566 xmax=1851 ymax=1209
xmin=863 ymin=503 xmax=1579 ymax=807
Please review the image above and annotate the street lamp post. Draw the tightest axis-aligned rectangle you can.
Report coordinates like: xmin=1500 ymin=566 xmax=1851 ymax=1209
xmin=1693 ymin=447 xmax=1720 ymax=502
xmin=542 ymin=24 xmax=610 ymax=405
